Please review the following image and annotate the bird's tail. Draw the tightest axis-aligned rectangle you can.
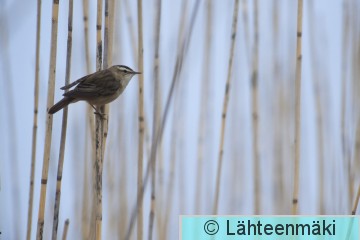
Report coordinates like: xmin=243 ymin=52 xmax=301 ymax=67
xmin=48 ymin=97 xmax=73 ymax=114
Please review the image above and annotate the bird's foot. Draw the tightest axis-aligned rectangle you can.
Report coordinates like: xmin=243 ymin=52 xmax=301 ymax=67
xmin=94 ymin=111 xmax=107 ymax=120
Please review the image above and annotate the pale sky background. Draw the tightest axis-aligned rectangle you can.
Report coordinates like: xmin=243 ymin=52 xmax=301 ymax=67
xmin=1 ymin=0 xmax=358 ymax=239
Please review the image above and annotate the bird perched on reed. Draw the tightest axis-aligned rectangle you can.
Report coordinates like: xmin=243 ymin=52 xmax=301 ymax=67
xmin=48 ymin=65 xmax=141 ymax=114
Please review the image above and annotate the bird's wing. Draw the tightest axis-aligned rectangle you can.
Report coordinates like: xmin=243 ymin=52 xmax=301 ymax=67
xmin=60 ymin=72 xmax=94 ymax=90
xmin=63 ymin=70 xmax=120 ymax=99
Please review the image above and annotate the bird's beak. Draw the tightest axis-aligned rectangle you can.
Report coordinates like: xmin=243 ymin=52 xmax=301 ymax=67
xmin=133 ymin=71 xmax=141 ymax=74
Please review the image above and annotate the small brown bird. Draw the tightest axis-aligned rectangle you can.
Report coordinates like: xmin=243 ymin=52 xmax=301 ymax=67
xmin=48 ymin=65 xmax=141 ymax=114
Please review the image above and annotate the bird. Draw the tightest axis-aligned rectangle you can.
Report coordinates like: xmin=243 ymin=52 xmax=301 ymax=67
xmin=48 ymin=65 xmax=141 ymax=115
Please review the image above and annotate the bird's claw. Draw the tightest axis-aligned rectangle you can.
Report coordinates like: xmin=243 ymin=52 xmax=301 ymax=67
xmin=94 ymin=111 xmax=107 ymax=120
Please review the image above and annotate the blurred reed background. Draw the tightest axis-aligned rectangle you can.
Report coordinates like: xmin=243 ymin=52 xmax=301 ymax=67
xmin=0 ymin=0 xmax=360 ymax=239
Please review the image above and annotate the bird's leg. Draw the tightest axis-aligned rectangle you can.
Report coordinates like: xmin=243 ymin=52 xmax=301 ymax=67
xmin=90 ymin=104 xmax=107 ymax=120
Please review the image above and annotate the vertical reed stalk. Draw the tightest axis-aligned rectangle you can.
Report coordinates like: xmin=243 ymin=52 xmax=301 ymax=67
xmin=117 ymin=111 xmax=129 ymax=239
xmin=340 ymin=0 xmax=350 ymax=179
xmin=94 ymin=72 xmax=104 ymax=240
xmin=354 ymin=117 xmax=360 ymax=215
xmin=347 ymin=9 xmax=360 ymax=218
xmin=82 ymin=0 xmax=91 ymax=73
xmin=149 ymin=0 xmax=162 ymax=238
xmin=349 ymin=2 xmax=360 ymax=207
xmin=352 ymin=184 xmax=360 ymax=215
xmin=341 ymin=0 xmax=353 ymax=210
xmin=81 ymin=148 xmax=91 ymax=239
xmin=94 ymin=0 xmax=104 ymax=239
xmin=102 ymin=0 xmax=113 ymax=154
xmin=82 ymin=0 xmax=96 ymax=163
xmin=292 ymin=0 xmax=303 ymax=215
xmin=213 ymin=0 xmax=239 ymax=214
xmin=61 ymin=219 xmax=69 ymax=240
xmin=195 ymin=0 xmax=212 ymax=213
xmin=27 ymin=0 xmax=42 ymax=239
xmin=51 ymin=0 xmax=73 ymax=238
xmin=103 ymin=0 xmax=114 ymax=237
xmin=271 ymin=0 xmax=286 ymax=214
xmin=241 ymin=0 xmax=250 ymax=64
xmin=344 ymin=184 xmax=359 ymax=240
xmin=161 ymin=114 xmax=178 ymax=240
xmin=36 ymin=0 xmax=60 ymax=238
xmin=82 ymin=0 xmax=96 ymax=170
xmin=345 ymin=184 xmax=359 ymax=239
xmin=251 ymin=0 xmax=260 ymax=214
xmin=81 ymin=0 xmax=94 ymax=238
xmin=137 ymin=0 xmax=145 ymax=239
xmin=108 ymin=0 xmax=115 ymax=54
xmin=124 ymin=0 xmax=138 ymax=59
xmin=307 ymin=1 xmax=325 ymax=214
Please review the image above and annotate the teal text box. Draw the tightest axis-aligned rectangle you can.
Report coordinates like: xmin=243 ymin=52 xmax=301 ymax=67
xmin=180 ymin=216 xmax=359 ymax=240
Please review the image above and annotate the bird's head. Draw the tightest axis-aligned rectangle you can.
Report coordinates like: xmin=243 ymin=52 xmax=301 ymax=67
xmin=112 ymin=65 xmax=141 ymax=81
